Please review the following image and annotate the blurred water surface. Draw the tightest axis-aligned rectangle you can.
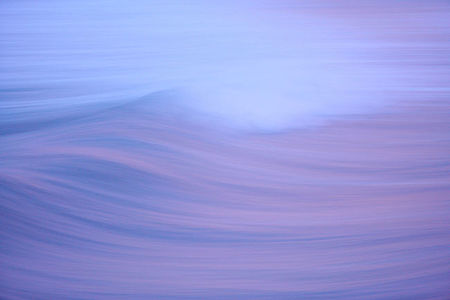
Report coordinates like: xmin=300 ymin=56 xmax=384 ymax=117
xmin=1 ymin=0 xmax=449 ymax=299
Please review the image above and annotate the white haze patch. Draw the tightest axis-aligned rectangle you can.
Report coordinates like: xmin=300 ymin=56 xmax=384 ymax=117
xmin=1 ymin=0 xmax=403 ymax=131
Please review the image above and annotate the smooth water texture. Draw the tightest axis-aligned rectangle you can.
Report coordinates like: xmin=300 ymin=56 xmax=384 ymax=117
xmin=1 ymin=0 xmax=449 ymax=299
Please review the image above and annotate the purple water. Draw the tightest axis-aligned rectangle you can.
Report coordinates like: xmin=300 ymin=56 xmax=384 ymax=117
xmin=1 ymin=1 xmax=449 ymax=299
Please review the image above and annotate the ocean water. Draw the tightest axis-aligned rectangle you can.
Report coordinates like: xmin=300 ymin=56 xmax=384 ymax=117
xmin=1 ymin=0 xmax=449 ymax=299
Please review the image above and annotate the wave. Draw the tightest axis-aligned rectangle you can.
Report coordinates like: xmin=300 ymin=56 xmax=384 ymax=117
xmin=0 ymin=0 xmax=417 ymax=132
xmin=1 ymin=0 xmax=449 ymax=299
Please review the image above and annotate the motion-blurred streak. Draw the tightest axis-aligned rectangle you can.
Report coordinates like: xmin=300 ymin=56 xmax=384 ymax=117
xmin=1 ymin=0 xmax=449 ymax=299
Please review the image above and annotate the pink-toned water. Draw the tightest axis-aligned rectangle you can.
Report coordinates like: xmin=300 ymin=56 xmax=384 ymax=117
xmin=1 ymin=1 xmax=449 ymax=299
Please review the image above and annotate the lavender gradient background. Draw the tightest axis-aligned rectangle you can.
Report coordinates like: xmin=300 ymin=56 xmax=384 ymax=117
xmin=1 ymin=0 xmax=450 ymax=299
